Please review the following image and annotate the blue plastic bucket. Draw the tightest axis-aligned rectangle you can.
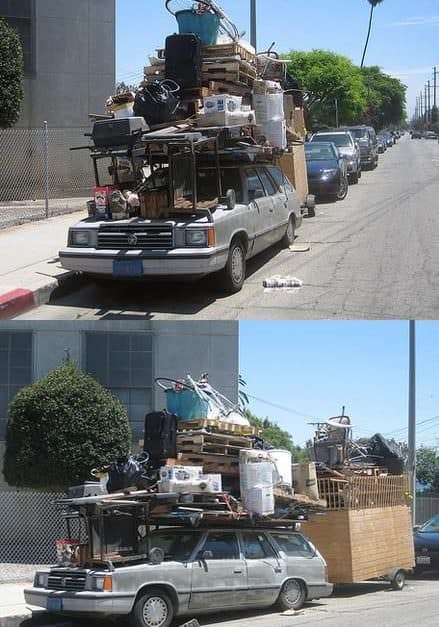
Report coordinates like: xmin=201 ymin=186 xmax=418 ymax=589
xmin=175 ymin=10 xmax=220 ymax=46
xmin=165 ymin=388 xmax=209 ymax=420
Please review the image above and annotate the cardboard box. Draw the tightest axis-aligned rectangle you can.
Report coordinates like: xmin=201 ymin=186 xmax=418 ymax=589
xmin=197 ymin=109 xmax=256 ymax=127
xmin=203 ymin=95 xmax=242 ymax=114
xmin=275 ymin=145 xmax=309 ymax=205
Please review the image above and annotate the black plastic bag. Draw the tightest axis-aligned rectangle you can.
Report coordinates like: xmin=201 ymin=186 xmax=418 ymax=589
xmin=133 ymin=80 xmax=180 ymax=127
xmin=106 ymin=456 xmax=148 ymax=493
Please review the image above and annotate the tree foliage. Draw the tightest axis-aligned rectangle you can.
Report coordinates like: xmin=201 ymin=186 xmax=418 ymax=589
xmin=246 ymin=410 xmax=309 ymax=463
xmin=3 ymin=362 xmax=131 ymax=490
xmin=0 ymin=18 xmax=24 ymax=128
xmin=416 ymin=447 xmax=439 ymax=490
xmin=284 ymin=49 xmax=367 ymax=129
xmin=361 ymin=66 xmax=406 ymax=129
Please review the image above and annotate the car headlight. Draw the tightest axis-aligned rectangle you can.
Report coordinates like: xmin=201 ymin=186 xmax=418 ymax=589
xmin=34 ymin=573 xmax=48 ymax=588
xmin=70 ymin=230 xmax=90 ymax=246
xmin=92 ymin=575 xmax=112 ymax=592
xmin=321 ymin=169 xmax=337 ymax=177
xmin=185 ymin=228 xmax=215 ymax=247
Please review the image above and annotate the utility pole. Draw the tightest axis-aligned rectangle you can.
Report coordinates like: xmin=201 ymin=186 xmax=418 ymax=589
xmin=250 ymin=0 xmax=257 ymax=50
xmin=420 ymin=91 xmax=423 ymax=120
xmin=408 ymin=320 xmax=416 ymax=526
xmin=425 ymin=84 xmax=428 ymax=122
xmin=434 ymin=67 xmax=437 ymax=109
xmin=427 ymin=80 xmax=431 ymax=122
xmin=335 ymin=98 xmax=339 ymax=128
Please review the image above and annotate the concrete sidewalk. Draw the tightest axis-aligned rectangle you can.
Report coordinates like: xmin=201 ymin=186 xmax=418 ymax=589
xmin=0 ymin=210 xmax=87 ymax=319
xmin=0 ymin=582 xmax=74 ymax=627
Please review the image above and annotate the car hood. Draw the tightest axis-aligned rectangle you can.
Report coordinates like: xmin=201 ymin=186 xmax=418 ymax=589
xmin=338 ymin=147 xmax=355 ymax=157
xmin=414 ymin=532 xmax=439 ymax=549
xmin=306 ymin=159 xmax=339 ymax=175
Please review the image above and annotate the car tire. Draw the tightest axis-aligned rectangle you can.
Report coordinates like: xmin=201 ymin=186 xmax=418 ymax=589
xmin=350 ymin=170 xmax=359 ymax=185
xmin=130 ymin=589 xmax=174 ymax=627
xmin=358 ymin=166 xmax=362 ymax=179
xmin=277 ymin=579 xmax=307 ymax=611
xmin=390 ymin=570 xmax=405 ymax=591
xmin=281 ymin=215 xmax=296 ymax=247
xmin=336 ymin=176 xmax=349 ymax=200
xmin=217 ymin=239 xmax=246 ymax=293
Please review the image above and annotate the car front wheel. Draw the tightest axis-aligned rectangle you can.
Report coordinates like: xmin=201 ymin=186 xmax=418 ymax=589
xmin=277 ymin=579 xmax=307 ymax=611
xmin=218 ymin=239 xmax=246 ymax=293
xmin=130 ymin=589 xmax=174 ymax=627
xmin=337 ymin=175 xmax=349 ymax=200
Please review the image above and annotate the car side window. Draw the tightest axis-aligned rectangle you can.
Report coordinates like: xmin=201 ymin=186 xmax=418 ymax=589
xmin=201 ymin=532 xmax=240 ymax=560
xmin=266 ymin=166 xmax=285 ymax=192
xmin=242 ymin=532 xmax=277 ymax=560
xmin=257 ymin=168 xmax=276 ymax=196
xmin=270 ymin=533 xmax=314 ymax=558
xmin=245 ymin=168 xmax=266 ymax=199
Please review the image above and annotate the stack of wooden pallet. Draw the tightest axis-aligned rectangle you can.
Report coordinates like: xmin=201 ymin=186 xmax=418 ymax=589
xmin=176 ymin=418 xmax=255 ymax=479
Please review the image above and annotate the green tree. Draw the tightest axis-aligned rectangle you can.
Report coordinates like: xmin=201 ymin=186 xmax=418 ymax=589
xmin=3 ymin=362 xmax=131 ymax=489
xmin=284 ymin=50 xmax=367 ymax=129
xmin=0 ymin=18 xmax=24 ymax=128
xmin=361 ymin=0 xmax=384 ymax=68
xmin=416 ymin=447 xmax=439 ymax=489
xmin=361 ymin=66 xmax=407 ymax=129
xmin=246 ymin=410 xmax=309 ymax=463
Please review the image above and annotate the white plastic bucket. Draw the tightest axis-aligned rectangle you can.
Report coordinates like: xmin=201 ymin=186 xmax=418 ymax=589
xmin=269 ymin=449 xmax=292 ymax=487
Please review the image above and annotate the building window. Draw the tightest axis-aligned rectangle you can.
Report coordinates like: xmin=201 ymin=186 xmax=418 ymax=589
xmin=0 ymin=331 xmax=33 ymax=439
xmin=85 ymin=333 xmax=153 ymax=439
xmin=0 ymin=0 xmax=34 ymax=74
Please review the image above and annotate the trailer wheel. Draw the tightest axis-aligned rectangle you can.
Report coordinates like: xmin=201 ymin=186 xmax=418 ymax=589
xmin=277 ymin=579 xmax=307 ymax=611
xmin=390 ymin=569 xmax=405 ymax=591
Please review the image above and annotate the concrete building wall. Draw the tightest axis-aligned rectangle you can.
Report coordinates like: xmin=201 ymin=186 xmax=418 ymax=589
xmin=0 ymin=321 xmax=239 ymax=487
xmin=17 ymin=0 xmax=116 ymax=128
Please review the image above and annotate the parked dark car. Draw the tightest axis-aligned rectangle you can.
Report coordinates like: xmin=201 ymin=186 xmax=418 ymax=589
xmin=410 ymin=130 xmax=423 ymax=139
xmin=425 ymin=130 xmax=438 ymax=140
xmin=413 ymin=514 xmax=439 ymax=573
xmin=378 ymin=132 xmax=394 ymax=148
xmin=305 ymin=142 xmax=349 ymax=201
xmin=309 ymin=131 xmax=361 ymax=184
xmin=377 ymin=136 xmax=386 ymax=153
xmin=341 ymin=125 xmax=379 ymax=169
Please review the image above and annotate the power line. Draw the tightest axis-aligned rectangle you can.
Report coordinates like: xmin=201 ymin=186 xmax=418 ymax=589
xmin=246 ymin=394 xmax=315 ymax=420
xmin=383 ymin=415 xmax=439 ymax=437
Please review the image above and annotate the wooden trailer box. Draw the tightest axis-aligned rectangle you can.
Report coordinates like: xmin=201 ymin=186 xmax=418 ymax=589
xmin=304 ymin=475 xmax=415 ymax=584
xmin=275 ymin=145 xmax=309 ymax=206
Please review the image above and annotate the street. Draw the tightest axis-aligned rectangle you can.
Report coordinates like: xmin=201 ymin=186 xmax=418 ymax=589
xmin=5 ymin=577 xmax=439 ymax=627
xmin=16 ymin=135 xmax=439 ymax=321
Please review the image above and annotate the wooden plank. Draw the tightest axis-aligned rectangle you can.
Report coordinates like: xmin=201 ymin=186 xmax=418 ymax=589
xmin=203 ymin=43 xmax=257 ymax=65
xmin=177 ymin=432 xmax=251 ymax=447
xmin=177 ymin=419 xmax=256 ymax=436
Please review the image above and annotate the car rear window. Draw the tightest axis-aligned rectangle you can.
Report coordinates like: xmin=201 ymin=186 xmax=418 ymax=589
xmin=242 ymin=532 xmax=276 ymax=560
xmin=313 ymin=133 xmax=352 ymax=148
xmin=270 ymin=533 xmax=314 ymax=558
xmin=256 ymin=168 xmax=276 ymax=196
xmin=201 ymin=532 xmax=240 ymax=560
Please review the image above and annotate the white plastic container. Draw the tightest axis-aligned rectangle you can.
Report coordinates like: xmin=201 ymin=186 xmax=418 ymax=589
xmin=253 ymin=93 xmax=285 ymax=123
xmin=259 ymin=119 xmax=287 ymax=149
xmin=239 ymin=449 xmax=271 ymax=464
xmin=240 ymin=460 xmax=274 ymax=491
xmin=269 ymin=449 xmax=293 ymax=487
xmin=242 ymin=486 xmax=274 ymax=516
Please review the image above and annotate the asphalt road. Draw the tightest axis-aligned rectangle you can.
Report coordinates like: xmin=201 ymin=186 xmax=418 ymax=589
xmin=19 ymin=576 xmax=439 ymax=627
xmin=18 ymin=135 xmax=439 ymax=320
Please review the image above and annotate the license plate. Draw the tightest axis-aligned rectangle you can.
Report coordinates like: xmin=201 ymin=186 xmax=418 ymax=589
xmin=416 ymin=555 xmax=431 ymax=565
xmin=113 ymin=259 xmax=144 ymax=277
xmin=47 ymin=597 xmax=63 ymax=612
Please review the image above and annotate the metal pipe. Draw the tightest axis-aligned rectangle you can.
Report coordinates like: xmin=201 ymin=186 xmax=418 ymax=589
xmin=43 ymin=121 xmax=49 ymax=219
xmin=250 ymin=0 xmax=257 ymax=50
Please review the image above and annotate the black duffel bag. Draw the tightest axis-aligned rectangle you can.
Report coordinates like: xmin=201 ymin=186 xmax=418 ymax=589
xmin=134 ymin=80 xmax=180 ymax=127
xmin=106 ymin=455 xmax=149 ymax=493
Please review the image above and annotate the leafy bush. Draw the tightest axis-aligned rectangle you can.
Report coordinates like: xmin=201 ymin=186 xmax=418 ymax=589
xmin=3 ymin=362 xmax=131 ymax=489
xmin=246 ymin=410 xmax=309 ymax=463
xmin=0 ymin=18 xmax=24 ymax=128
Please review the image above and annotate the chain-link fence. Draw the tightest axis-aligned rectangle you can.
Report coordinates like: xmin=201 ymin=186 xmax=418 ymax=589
xmin=0 ymin=125 xmax=95 ymax=229
xmin=0 ymin=488 xmax=66 ymax=564
xmin=416 ymin=495 xmax=439 ymax=525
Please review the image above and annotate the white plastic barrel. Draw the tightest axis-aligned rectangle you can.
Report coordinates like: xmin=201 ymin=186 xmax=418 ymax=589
xmin=269 ymin=449 xmax=293 ymax=487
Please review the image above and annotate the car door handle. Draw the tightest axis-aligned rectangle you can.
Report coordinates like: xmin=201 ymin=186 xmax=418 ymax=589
xmin=233 ymin=569 xmax=243 ymax=574
xmin=274 ymin=567 xmax=282 ymax=573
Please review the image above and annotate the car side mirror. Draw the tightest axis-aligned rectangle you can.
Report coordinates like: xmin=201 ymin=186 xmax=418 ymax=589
xmin=220 ymin=188 xmax=236 ymax=211
xmin=413 ymin=525 xmax=421 ymax=532
xmin=149 ymin=548 xmax=165 ymax=565
xmin=199 ymin=550 xmax=213 ymax=560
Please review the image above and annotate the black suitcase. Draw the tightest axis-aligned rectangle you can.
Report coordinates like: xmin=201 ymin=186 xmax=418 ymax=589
xmin=165 ymin=33 xmax=203 ymax=90
xmin=143 ymin=410 xmax=178 ymax=469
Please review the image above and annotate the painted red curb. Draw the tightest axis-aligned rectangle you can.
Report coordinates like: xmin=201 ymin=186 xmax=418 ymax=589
xmin=0 ymin=288 xmax=36 ymax=319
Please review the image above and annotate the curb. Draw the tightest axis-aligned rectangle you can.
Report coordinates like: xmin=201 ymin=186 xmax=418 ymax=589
xmin=0 ymin=272 xmax=76 ymax=320
xmin=0 ymin=612 xmax=76 ymax=627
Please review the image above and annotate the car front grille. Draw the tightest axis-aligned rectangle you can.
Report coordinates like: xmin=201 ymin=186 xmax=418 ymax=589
xmin=47 ymin=572 xmax=87 ymax=592
xmin=97 ymin=225 xmax=173 ymax=251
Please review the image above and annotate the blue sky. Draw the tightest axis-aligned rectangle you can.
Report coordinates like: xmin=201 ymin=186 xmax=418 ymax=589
xmin=116 ymin=0 xmax=439 ymax=119
xmin=239 ymin=321 xmax=439 ymax=448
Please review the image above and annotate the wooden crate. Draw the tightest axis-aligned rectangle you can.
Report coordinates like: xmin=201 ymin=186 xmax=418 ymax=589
xmin=177 ymin=452 xmax=240 ymax=476
xmin=304 ymin=505 xmax=415 ymax=583
xmin=203 ymin=43 xmax=257 ymax=65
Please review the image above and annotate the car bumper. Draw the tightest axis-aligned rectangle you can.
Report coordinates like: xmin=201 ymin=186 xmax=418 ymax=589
xmin=59 ymin=247 xmax=228 ymax=278
xmin=308 ymin=179 xmax=340 ymax=196
xmin=307 ymin=583 xmax=333 ymax=599
xmin=360 ymin=154 xmax=375 ymax=165
xmin=415 ymin=551 xmax=439 ymax=568
xmin=24 ymin=588 xmax=134 ymax=615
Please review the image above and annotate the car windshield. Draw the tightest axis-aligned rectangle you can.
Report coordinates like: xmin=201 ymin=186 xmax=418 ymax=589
xmin=148 ymin=531 xmax=199 ymax=562
xmin=420 ymin=515 xmax=439 ymax=533
xmin=314 ymin=134 xmax=352 ymax=148
xmin=305 ymin=144 xmax=337 ymax=160
xmin=197 ymin=167 xmax=243 ymax=204
xmin=349 ymin=129 xmax=368 ymax=140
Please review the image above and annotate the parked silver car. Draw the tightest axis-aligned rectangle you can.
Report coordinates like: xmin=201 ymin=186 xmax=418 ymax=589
xmin=59 ymin=164 xmax=303 ymax=294
xmin=25 ymin=527 xmax=333 ymax=627
xmin=310 ymin=130 xmax=361 ymax=184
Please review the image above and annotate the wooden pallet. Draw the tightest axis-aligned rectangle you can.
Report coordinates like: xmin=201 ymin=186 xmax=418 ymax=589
xmin=177 ymin=452 xmax=240 ymax=475
xmin=202 ymin=62 xmax=256 ymax=88
xmin=203 ymin=43 xmax=257 ymax=65
xmin=177 ymin=432 xmax=251 ymax=448
xmin=177 ymin=419 xmax=256 ymax=437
